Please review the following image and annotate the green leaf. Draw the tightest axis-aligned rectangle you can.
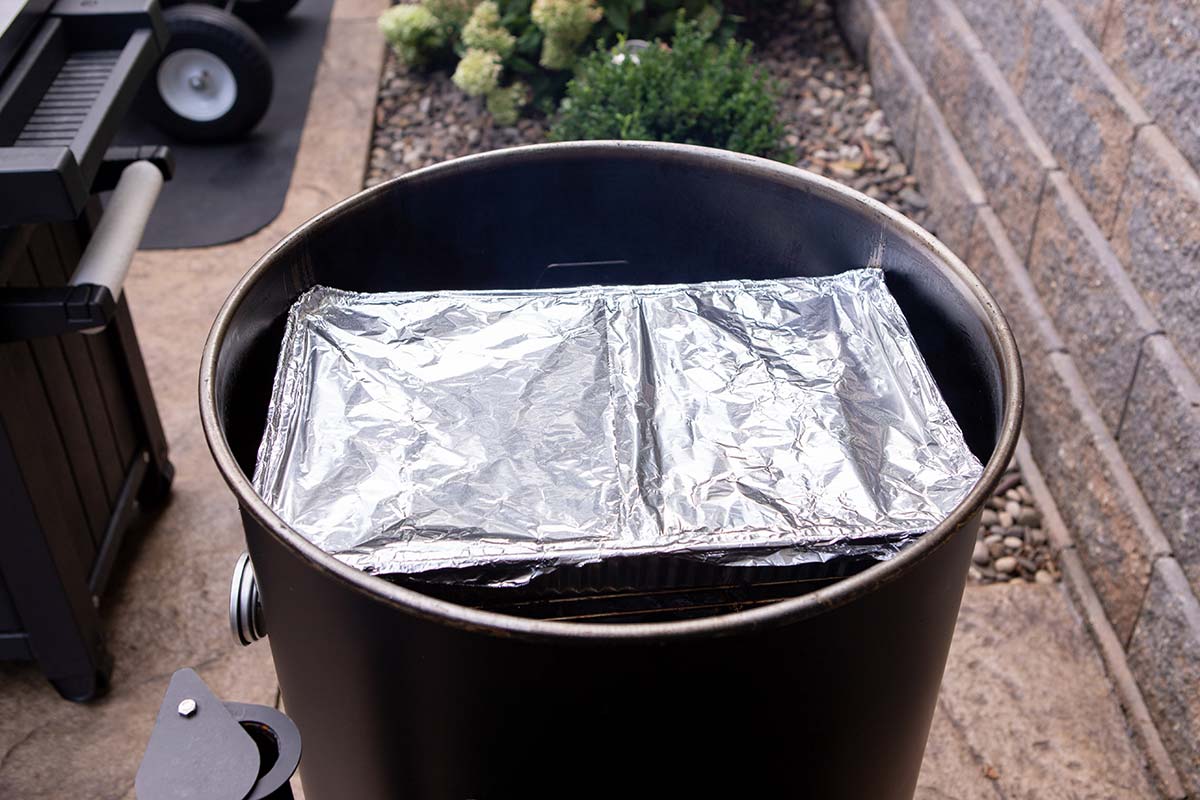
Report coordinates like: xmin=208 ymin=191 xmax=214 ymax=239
xmin=508 ymin=55 xmax=537 ymax=74
xmin=606 ymin=3 xmax=630 ymax=33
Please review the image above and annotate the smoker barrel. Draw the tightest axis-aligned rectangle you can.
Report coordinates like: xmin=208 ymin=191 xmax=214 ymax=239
xmin=201 ymin=142 xmax=1022 ymax=799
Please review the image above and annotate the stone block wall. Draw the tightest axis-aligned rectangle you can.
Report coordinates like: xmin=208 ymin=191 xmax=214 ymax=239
xmin=836 ymin=0 xmax=1200 ymax=791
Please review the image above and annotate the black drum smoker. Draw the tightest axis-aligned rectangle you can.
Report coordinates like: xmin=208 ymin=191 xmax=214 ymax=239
xmin=200 ymin=143 xmax=1023 ymax=799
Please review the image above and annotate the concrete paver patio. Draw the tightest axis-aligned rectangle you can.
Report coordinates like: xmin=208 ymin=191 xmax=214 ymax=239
xmin=0 ymin=2 xmax=1167 ymax=796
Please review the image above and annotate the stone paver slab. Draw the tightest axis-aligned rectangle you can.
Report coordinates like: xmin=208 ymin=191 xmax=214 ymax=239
xmin=924 ymin=7 xmax=1055 ymax=261
xmin=951 ymin=0 xmax=1038 ymax=87
xmin=1024 ymin=350 xmax=1169 ymax=640
xmin=867 ymin=9 xmax=925 ymax=164
xmin=1118 ymin=334 xmax=1200 ymax=590
xmin=928 ymin=582 xmax=1158 ymax=799
xmin=1110 ymin=125 xmax=1200 ymax=380
xmin=1128 ymin=558 xmax=1200 ymax=797
xmin=911 ymin=95 xmax=984 ymax=258
xmin=1103 ymin=0 xmax=1200 ymax=171
xmin=1027 ymin=171 xmax=1159 ymax=430
xmin=1021 ymin=0 xmax=1148 ymax=233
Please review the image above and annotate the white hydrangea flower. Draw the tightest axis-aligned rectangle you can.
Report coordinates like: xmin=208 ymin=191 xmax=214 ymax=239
xmin=452 ymin=47 xmax=502 ymax=96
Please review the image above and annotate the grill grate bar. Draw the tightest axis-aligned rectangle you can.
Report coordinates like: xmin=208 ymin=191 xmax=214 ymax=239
xmin=14 ymin=50 xmax=120 ymax=147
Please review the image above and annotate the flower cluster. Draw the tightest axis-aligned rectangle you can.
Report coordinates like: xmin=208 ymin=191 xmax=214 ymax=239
xmin=531 ymin=0 xmax=603 ymax=70
xmin=452 ymin=47 xmax=502 ymax=96
xmin=380 ymin=0 xmax=528 ymax=124
xmin=462 ymin=1 xmax=515 ymax=57
xmin=422 ymin=0 xmax=479 ymax=28
xmin=377 ymin=4 xmax=446 ymax=67
xmin=485 ymin=81 xmax=530 ymax=125
xmin=454 ymin=2 xmax=525 ymax=123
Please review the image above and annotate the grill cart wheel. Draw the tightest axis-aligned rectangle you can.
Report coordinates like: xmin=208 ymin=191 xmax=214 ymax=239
xmin=234 ymin=0 xmax=303 ymax=23
xmin=143 ymin=4 xmax=273 ymax=142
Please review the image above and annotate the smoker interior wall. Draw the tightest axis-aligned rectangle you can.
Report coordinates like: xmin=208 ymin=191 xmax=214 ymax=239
xmin=215 ymin=150 xmax=1003 ymax=479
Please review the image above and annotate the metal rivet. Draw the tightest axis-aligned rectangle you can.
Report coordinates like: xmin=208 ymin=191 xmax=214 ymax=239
xmin=177 ymin=698 xmax=197 ymax=717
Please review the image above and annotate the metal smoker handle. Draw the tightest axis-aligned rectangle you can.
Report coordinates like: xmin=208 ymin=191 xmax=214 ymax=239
xmin=231 ymin=553 xmax=267 ymax=646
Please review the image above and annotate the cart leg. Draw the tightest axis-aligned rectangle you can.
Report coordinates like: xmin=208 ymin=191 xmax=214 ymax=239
xmin=49 ymin=649 xmax=114 ymax=702
xmin=0 ymin=422 xmax=113 ymax=702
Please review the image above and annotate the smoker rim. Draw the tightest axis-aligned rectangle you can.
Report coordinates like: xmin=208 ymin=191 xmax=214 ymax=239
xmin=200 ymin=141 xmax=1024 ymax=643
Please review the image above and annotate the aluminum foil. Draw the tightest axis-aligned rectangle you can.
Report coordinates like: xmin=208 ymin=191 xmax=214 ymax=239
xmin=253 ymin=269 xmax=983 ymax=585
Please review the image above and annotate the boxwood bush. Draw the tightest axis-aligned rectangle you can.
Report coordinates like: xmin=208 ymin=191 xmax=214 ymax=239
xmin=550 ymin=19 xmax=793 ymax=162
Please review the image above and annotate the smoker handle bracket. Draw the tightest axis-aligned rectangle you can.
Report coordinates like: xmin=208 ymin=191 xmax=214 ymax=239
xmin=231 ymin=553 xmax=267 ymax=647
xmin=136 ymin=668 xmax=300 ymax=800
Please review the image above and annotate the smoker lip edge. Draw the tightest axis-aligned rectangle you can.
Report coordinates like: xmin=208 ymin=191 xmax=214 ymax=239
xmin=199 ymin=141 xmax=1024 ymax=643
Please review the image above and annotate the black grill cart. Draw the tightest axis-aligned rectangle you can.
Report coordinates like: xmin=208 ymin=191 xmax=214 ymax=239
xmin=0 ymin=0 xmax=174 ymax=701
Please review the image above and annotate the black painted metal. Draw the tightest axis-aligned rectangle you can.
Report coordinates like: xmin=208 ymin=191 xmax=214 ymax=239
xmin=224 ymin=702 xmax=302 ymax=800
xmin=201 ymin=143 xmax=1023 ymax=800
xmin=137 ymin=668 xmax=263 ymax=800
xmin=136 ymin=668 xmax=303 ymax=800
xmin=0 ymin=1 xmax=56 ymax=78
xmin=0 ymin=0 xmax=167 ymax=227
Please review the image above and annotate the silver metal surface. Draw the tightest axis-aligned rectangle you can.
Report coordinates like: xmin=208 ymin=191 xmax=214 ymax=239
xmin=229 ymin=553 xmax=264 ymax=646
xmin=70 ymin=160 xmax=163 ymax=306
xmin=252 ymin=268 xmax=982 ymax=585
xmin=157 ymin=48 xmax=238 ymax=122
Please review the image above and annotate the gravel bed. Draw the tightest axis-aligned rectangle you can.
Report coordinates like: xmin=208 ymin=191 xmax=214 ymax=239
xmin=738 ymin=0 xmax=930 ymax=222
xmin=971 ymin=462 xmax=1059 ymax=585
xmin=366 ymin=67 xmax=547 ymax=185
xmin=363 ymin=1 xmax=1056 ymax=584
xmin=366 ymin=0 xmax=929 ymax=225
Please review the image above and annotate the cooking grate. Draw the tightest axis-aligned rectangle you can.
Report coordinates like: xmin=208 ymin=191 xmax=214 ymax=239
xmin=394 ymin=556 xmax=876 ymax=623
xmin=14 ymin=50 xmax=120 ymax=146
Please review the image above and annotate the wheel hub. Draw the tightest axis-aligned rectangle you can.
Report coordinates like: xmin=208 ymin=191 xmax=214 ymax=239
xmin=187 ymin=70 xmax=210 ymax=91
xmin=157 ymin=49 xmax=238 ymax=122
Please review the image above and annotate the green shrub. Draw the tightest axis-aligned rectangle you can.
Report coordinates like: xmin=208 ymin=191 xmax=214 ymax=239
xmin=550 ymin=19 xmax=793 ymax=163
xmin=378 ymin=1 xmax=737 ymax=124
xmin=597 ymin=0 xmax=725 ymax=41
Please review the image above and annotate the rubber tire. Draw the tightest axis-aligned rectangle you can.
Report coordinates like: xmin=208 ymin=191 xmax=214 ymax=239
xmin=234 ymin=0 xmax=302 ymax=24
xmin=143 ymin=4 xmax=273 ymax=142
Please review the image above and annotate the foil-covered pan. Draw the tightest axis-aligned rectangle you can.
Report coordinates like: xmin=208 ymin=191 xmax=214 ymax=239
xmin=253 ymin=269 xmax=982 ymax=585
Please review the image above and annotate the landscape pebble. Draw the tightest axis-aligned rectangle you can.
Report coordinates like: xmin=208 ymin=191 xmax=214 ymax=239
xmin=969 ymin=463 xmax=1060 ymax=586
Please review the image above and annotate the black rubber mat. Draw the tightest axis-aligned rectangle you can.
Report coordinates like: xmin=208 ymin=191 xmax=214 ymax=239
xmin=119 ymin=0 xmax=335 ymax=249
